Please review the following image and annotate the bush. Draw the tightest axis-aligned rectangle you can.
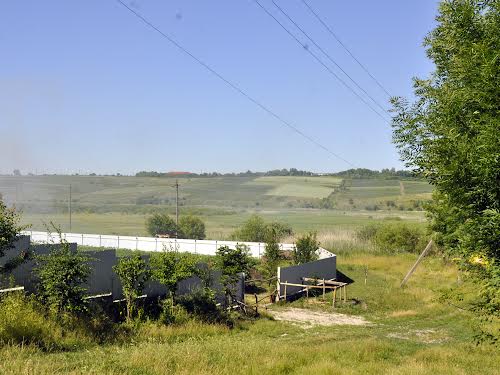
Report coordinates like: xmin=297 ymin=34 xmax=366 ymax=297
xmin=35 ymin=240 xmax=91 ymax=315
xmin=0 ymin=198 xmax=26 ymax=261
xmin=146 ymin=213 xmax=177 ymax=237
xmin=293 ymin=232 xmax=319 ymax=264
xmin=159 ymin=297 xmax=190 ymax=325
xmin=178 ymin=215 xmax=206 ymax=239
xmin=230 ymin=215 xmax=293 ymax=242
xmin=113 ymin=254 xmax=150 ymax=322
xmin=216 ymin=245 xmax=251 ymax=301
xmin=177 ymin=288 xmax=232 ymax=326
xmin=150 ymin=250 xmax=198 ymax=297
xmin=262 ymin=227 xmax=282 ymax=287
xmin=356 ymin=224 xmax=381 ymax=242
xmin=373 ymin=223 xmax=426 ymax=254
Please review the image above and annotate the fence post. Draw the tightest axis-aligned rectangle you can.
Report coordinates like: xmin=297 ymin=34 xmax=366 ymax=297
xmin=81 ymin=233 xmax=84 ymax=245
xmin=155 ymin=238 xmax=158 ymax=251
xmin=258 ymin=243 xmax=261 ymax=258
xmin=117 ymin=236 xmax=120 ymax=249
xmin=194 ymin=239 xmax=197 ymax=254
xmin=136 ymin=237 xmax=138 ymax=251
xmin=99 ymin=234 xmax=102 ymax=247
xmin=215 ymin=240 xmax=218 ymax=255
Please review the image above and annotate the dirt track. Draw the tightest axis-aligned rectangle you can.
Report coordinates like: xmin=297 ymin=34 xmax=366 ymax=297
xmin=269 ymin=308 xmax=370 ymax=329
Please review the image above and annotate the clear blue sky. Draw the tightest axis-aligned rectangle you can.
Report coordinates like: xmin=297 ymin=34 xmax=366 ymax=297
xmin=0 ymin=0 xmax=438 ymax=175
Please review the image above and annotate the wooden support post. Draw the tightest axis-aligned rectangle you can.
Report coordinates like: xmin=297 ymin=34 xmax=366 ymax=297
xmin=255 ymin=294 xmax=258 ymax=315
xmin=322 ymin=278 xmax=325 ymax=299
xmin=400 ymin=240 xmax=433 ymax=287
xmin=284 ymin=281 xmax=287 ymax=301
xmin=344 ymin=286 xmax=347 ymax=302
xmin=306 ymin=286 xmax=309 ymax=299
xmin=333 ymin=287 xmax=337 ymax=308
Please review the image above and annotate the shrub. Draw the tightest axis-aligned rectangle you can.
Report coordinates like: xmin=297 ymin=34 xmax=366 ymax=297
xmin=178 ymin=215 xmax=206 ymax=239
xmin=146 ymin=213 xmax=177 ymax=237
xmin=0 ymin=198 xmax=26 ymax=261
xmin=230 ymin=215 xmax=267 ymax=242
xmin=159 ymin=297 xmax=190 ymax=325
xmin=373 ymin=223 xmax=426 ymax=254
xmin=230 ymin=215 xmax=293 ymax=242
xmin=293 ymin=232 xmax=319 ymax=264
xmin=113 ymin=254 xmax=150 ymax=322
xmin=262 ymin=227 xmax=281 ymax=287
xmin=150 ymin=250 xmax=198 ymax=297
xmin=356 ymin=224 xmax=381 ymax=242
xmin=34 ymin=240 xmax=91 ymax=315
xmin=177 ymin=287 xmax=232 ymax=326
xmin=215 ymin=244 xmax=251 ymax=301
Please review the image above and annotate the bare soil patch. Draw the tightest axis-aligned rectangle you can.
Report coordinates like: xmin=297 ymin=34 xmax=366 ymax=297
xmin=269 ymin=307 xmax=370 ymax=329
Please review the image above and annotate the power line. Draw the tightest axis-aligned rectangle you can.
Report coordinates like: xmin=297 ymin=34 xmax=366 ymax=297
xmin=271 ymin=0 xmax=389 ymax=116
xmin=300 ymin=0 xmax=392 ymax=98
xmin=252 ymin=0 xmax=388 ymax=123
xmin=113 ymin=0 xmax=355 ymax=167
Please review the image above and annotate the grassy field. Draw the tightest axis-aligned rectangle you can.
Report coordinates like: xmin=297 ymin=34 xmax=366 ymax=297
xmin=1 ymin=249 xmax=497 ymax=374
xmin=19 ymin=210 xmax=426 ymax=238
xmin=1 ymin=175 xmax=430 ymax=237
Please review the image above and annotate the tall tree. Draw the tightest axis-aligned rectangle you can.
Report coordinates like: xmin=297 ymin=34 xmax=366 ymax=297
xmin=391 ymin=0 xmax=499 ymax=339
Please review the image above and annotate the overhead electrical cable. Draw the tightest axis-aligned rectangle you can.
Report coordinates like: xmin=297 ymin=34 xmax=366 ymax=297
xmin=271 ymin=0 xmax=389 ymax=116
xmin=252 ymin=0 xmax=388 ymax=123
xmin=301 ymin=0 xmax=392 ymax=98
xmin=113 ymin=0 xmax=355 ymax=167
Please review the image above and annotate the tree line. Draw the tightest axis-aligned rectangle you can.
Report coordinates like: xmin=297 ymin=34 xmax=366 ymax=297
xmin=134 ymin=168 xmax=415 ymax=179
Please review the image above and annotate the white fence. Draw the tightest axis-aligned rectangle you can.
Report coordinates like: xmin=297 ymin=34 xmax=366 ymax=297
xmin=22 ymin=231 xmax=333 ymax=259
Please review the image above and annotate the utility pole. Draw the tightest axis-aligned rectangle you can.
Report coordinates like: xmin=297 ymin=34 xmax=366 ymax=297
xmin=175 ymin=179 xmax=180 ymax=238
xmin=69 ymin=184 xmax=72 ymax=232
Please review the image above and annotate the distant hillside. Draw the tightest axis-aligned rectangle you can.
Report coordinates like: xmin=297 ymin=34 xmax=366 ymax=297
xmin=135 ymin=168 xmax=416 ymax=179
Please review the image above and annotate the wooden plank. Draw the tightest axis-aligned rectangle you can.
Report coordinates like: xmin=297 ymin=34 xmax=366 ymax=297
xmin=302 ymin=278 xmax=347 ymax=286
xmin=280 ymin=282 xmax=344 ymax=289
xmin=0 ymin=286 xmax=24 ymax=293
xmin=400 ymin=240 xmax=433 ymax=287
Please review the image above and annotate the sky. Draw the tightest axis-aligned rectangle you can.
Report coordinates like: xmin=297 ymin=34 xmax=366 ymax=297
xmin=0 ymin=0 xmax=439 ymax=175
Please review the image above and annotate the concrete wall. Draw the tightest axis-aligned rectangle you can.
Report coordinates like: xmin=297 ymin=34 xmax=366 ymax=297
xmin=23 ymin=231 xmax=333 ymax=260
xmin=278 ymin=256 xmax=337 ymax=298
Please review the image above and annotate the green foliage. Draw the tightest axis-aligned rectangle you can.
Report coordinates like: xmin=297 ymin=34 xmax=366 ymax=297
xmin=113 ymin=254 xmax=150 ymax=321
xmin=262 ymin=227 xmax=282 ymax=285
xmin=373 ymin=223 xmax=426 ymax=254
xmin=159 ymin=297 xmax=190 ymax=325
xmin=0 ymin=198 xmax=26 ymax=259
xmin=0 ymin=292 xmax=66 ymax=350
xmin=293 ymin=232 xmax=319 ymax=264
xmin=230 ymin=215 xmax=266 ymax=242
xmin=215 ymin=244 xmax=250 ymax=299
xmin=150 ymin=250 xmax=198 ymax=296
xmin=146 ymin=213 xmax=177 ymax=237
xmin=178 ymin=215 xmax=206 ymax=239
xmin=35 ymin=240 xmax=91 ymax=315
xmin=230 ymin=214 xmax=293 ymax=242
xmin=176 ymin=287 xmax=232 ymax=325
xmin=391 ymin=0 xmax=500 ymax=340
xmin=356 ymin=224 xmax=381 ymax=242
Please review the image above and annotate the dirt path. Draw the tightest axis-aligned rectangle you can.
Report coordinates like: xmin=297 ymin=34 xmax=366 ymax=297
xmin=269 ymin=307 xmax=370 ymax=329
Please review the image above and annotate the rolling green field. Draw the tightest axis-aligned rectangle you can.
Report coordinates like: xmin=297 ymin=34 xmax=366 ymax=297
xmin=0 ymin=175 xmax=431 ymax=237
